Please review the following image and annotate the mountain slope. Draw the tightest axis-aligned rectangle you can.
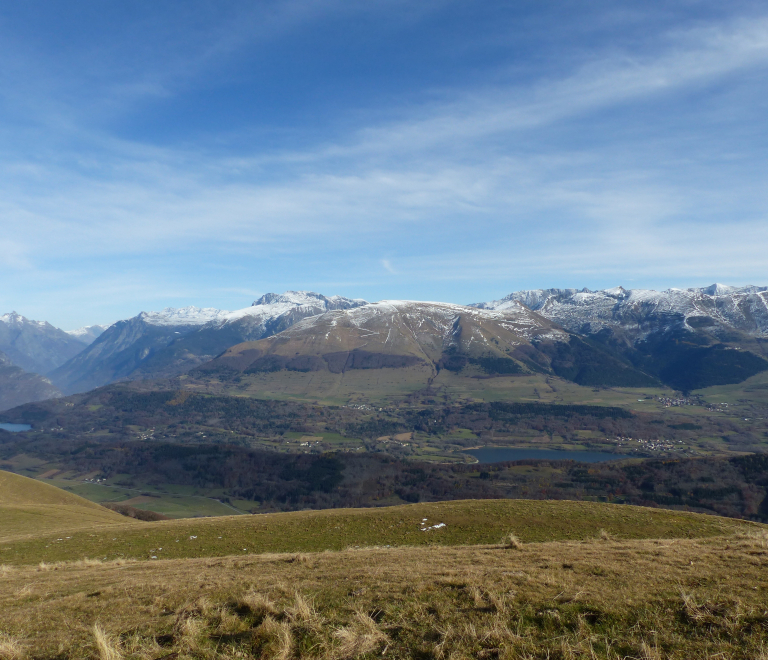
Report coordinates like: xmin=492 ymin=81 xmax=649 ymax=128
xmin=200 ymin=300 xmax=658 ymax=394
xmin=0 ymin=312 xmax=89 ymax=375
xmin=49 ymin=292 xmax=367 ymax=394
xmin=0 ymin=469 xmax=132 ymax=542
xmin=206 ymin=300 xmax=564 ymax=373
xmin=475 ymin=285 xmax=768 ymax=390
xmin=0 ymin=351 xmax=62 ymax=411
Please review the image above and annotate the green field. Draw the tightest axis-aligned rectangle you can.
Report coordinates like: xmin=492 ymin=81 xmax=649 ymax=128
xmin=0 ymin=495 xmax=755 ymax=566
xmin=200 ymin=365 xmax=436 ymax=406
xmin=696 ymin=369 xmax=768 ymax=406
xmin=3 ymin=469 xmax=754 ymax=569
xmin=201 ymin=366 xmax=683 ymax=411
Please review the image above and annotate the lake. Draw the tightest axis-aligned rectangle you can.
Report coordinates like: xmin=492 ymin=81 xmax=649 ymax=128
xmin=0 ymin=423 xmax=32 ymax=432
xmin=464 ymin=447 xmax=622 ymax=464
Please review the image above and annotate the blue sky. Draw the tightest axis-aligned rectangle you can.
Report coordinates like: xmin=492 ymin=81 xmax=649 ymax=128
xmin=1 ymin=1 xmax=767 ymax=328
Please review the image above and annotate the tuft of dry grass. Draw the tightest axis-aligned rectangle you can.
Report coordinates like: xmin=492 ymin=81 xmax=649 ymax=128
xmin=502 ymin=532 xmax=523 ymax=549
xmin=36 ymin=558 xmax=112 ymax=573
xmin=177 ymin=616 xmax=206 ymax=654
xmin=0 ymin=633 xmax=24 ymax=660
xmin=254 ymin=617 xmax=294 ymax=660
xmin=639 ymin=639 xmax=662 ymax=660
xmin=332 ymin=610 xmax=389 ymax=659
xmin=92 ymin=624 xmax=121 ymax=660
xmin=286 ymin=591 xmax=321 ymax=628
xmin=235 ymin=589 xmax=278 ymax=621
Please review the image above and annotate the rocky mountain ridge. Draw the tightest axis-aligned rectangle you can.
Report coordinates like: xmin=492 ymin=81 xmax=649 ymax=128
xmin=474 ymin=284 xmax=768 ymax=340
xmin=7 ymin=284 xmax=768 ymax=401
xmin=49 ymin=291 xmax=368 ymax=394
xmin=0 ymin=312 xmax=91 ymax=375
xmin=474 ymin=284 xmax=768 ymax=390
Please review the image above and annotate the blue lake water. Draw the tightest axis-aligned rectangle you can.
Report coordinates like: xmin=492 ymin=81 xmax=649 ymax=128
xmin=0 ymin=423 xmax=31 ymax=432
xmin=465 ymin=447 xmax=622 ymax=464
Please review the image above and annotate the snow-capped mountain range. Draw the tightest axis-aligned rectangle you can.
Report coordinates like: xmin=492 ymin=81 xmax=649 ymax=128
xmin=207 ymin=299 xmax=573 ymax=381
xmin=473 ymin=284 xmax=768 ymax=340
xmin=3 ymin=284 xmax=768 ymax=406
xmin=473 ymin=284 xmax=768 ymax=391
xmin=135 ymin=292 xmax=367 ymax=328
xmin=206 ymin=298 xmax=667 ymax=395
xmin=270 ymin=298 xmax=568 ymax=349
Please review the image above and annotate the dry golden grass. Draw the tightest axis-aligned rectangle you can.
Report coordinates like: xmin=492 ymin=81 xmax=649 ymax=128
xmin=1 ymin=530 xmax=767 ymax=659
xmin=502 ymin=532 xmax=523 ymax=549
xmin=93 ymin=623 xmax=122 ymax=660
xmin=2 ymin=473 xmax=766 ymax=657
xmin=332 ymin=609 xmax=389 ymax=659
xmin=0 ymin=633 xmax=25 ymax=660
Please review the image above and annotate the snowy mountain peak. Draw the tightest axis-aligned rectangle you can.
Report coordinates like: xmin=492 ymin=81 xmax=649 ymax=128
xmin=253 ymin=291 xmax=323 ymax=306
xmin=280 ymin=299 xmax=564 ymax=346
xmin=700 ymin=283 xmax=738 ymax=297
xmin=1 ymin=311 xmax=49 ymax=328
xmin=602 ymin=286 xmax=628 ymax=298
xmin=133 ymin=293 xmax=369 ymax=328
xmin=251 ymin=291 xmax=367 ymax=310
xmin=0 ymin=311 xmax=91 ymax=375
xmin=139 ymin=306 xmax=232 ymax=327
xmin=65 ymin=324 xmax=112 ymax=345
xmin=211 ymin=297 xmax=568 ymax=382
xmin=211 ymin=291 xmax=368 ymax=323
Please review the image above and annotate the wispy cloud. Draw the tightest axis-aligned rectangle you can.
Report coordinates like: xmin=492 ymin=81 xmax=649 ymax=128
xmin=303 ymin=16 xmax=768 ymax=161
xmin=1 ymin=7 xmax=767 ymax=326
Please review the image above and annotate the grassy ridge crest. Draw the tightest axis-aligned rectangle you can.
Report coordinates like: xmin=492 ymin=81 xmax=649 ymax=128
xmin=0 ymin=496 xmax=756 ymax=565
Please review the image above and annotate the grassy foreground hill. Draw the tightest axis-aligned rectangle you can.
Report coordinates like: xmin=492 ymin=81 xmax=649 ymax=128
xmin=2 ymin=378 xmax=766 ymax=656
xmin=1 ymin=522 xmax=767 ymax=659
xmin=0 ymin=470 xmax=133 ymax=542
xmin=1 ymin=474 xmax=768 ymax=658
xmin=0 ymin=473 xmax=768 ymax=660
